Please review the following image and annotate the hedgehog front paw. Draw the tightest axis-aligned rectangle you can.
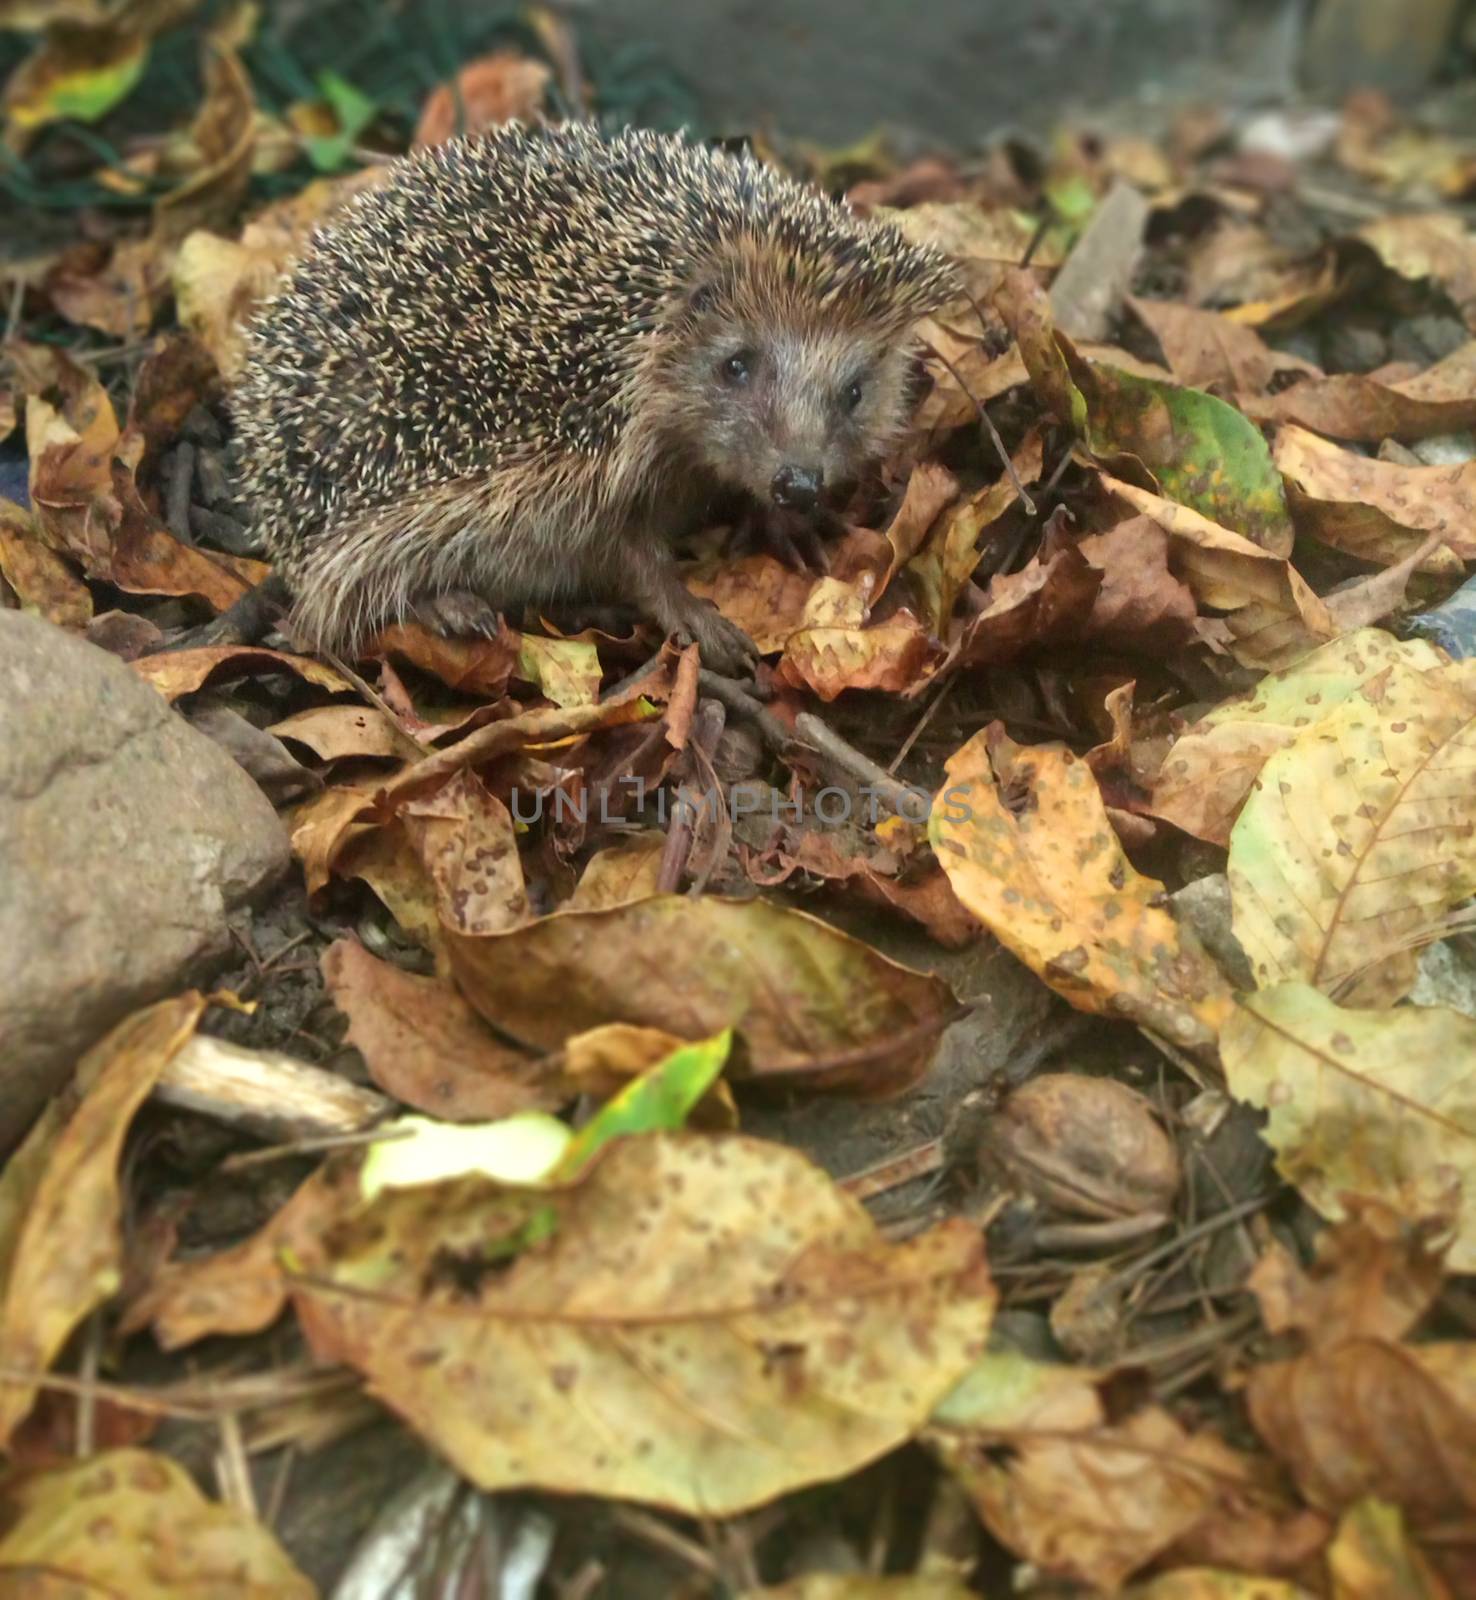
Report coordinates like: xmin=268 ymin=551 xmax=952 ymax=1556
xmin=677 ymin=603 xmax=759 ymax=678
xmin=412 ymin=589 xmax=504 ymax=640
xmin=726 ymin=504 xmax=836 ymax=574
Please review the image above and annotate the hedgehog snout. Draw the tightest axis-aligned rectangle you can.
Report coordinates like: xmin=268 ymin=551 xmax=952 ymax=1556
xmin=770 ymin=464 xmax=822 ymax=511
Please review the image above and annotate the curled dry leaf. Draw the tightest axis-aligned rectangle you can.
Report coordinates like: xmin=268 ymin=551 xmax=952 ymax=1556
xmin=413 ymin=50 xmax=552 ymax=148
xmin=1153 ymin=628 xmax=1445 ymax=846
xmin=929 ymin=728 xmax=1233 ymax=1059
xmin=447 ymin=895 xmax=956 ymax=1097
xmin=1248 ymin=1334 xmax=1476 ymax=1531
xmin=0 ymin=495 xmax=91 ymax=627
xmin=0 ymin=1448 xmax=313 ymax=1598
xmin=1227 ymin=659 xmax=1476 ymax=1004
xmin=978 ymin=1072 xmax=1180 ymax=1219
xmin=121 ymin=1161 xmax=358 ymax=1350
xmin=930 ymin=1350 xmax=1271 ymax=1593
xmin=954 ymin=528 xmax=1101 ymax=668
xmin=1127 ymin=294 xmax=1321 ymax=395
xmin=1224 ymin=984 xmax=1476 ymax=1268
xmin=268 ymin=703 xmax=411 ymax=762
xmin=1352 ymin=212 xmax=1476 ymax=330
xmin=400 ymin=770 xmax=530 ymax=935
xmin=1248 ymin=1202 xmax=1447 ymax=1350
xmin=1129 ymin=1574 xmax=1315 ymax=1600
xmin=130 ymin=644 xmax=354 ymax=701
xmin=291 ymin=1133 xmax=995 ymax=1516
xmin=1240 ymin=343 xmax=1476 ymax=443
xmin=566 ymin=835 xmax=667 ymax=908
xmin=289 ymin=695 xmax=661 ymax=894
xmin=688 ymin=551 xmax=824 ymax=654
xmin=1076 ymin=517 xmax=1198 ymax=653
xmin=321 ymin=939 xmax=568 ymax=1121
xmin=1274 ymin=423 xmax=1475 ymax=568
xmin=905 ymin=431 xmax=1044 ymax=635
xmin=877 ymin=460 xmax=960 ymax=593
xmin=0 ymin=994 xmax=204 ymax=1444
xmin=1103 ymin=473 xmax=1334 ymax=671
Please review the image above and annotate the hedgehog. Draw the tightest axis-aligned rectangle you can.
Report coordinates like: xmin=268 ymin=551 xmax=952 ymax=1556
xmin=231 ymin=122 xmax=957 ymax=675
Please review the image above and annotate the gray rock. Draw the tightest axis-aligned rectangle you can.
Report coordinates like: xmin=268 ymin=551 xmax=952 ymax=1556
xmin=0 ymin=612 xmax=290 ymax=1150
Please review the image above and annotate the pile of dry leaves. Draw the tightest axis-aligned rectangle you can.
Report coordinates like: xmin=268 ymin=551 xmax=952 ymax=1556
xmin=3 ymin=3 xmax=1476 ymax=1597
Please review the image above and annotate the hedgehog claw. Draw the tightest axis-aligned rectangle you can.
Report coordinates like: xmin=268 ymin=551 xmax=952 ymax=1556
xmin=413 ymin=590 xmax=504 ymax=640
xmin=676 ymin=605 xmax=759 ymax=679
xmin=727 ymin=504 xmax=835 ymax=574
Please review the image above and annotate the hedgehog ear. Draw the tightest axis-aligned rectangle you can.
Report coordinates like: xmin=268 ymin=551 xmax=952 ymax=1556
xmin=686 ymin=280 xmax=720 ymax=318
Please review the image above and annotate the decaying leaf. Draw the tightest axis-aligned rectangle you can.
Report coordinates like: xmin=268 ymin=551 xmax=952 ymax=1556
xmin=291 ymin=1133 xmax=994 ymax=1515
xmin=0 ymin=1447 xmax=312 ymax=1597
xmin=1228 ymin=659 xmax=1476 ymax=1003
xmin=1325 ymin=1498 xmax=1452 ymax=1600
xmin=1153 ymin=629 xmax=1445 ymax=846
xmin=448 ymin=894 xmax=956 ymax=1097
xmin=1103 ymin=474 xmax=1335 ymax=670
xmin=1127 ymin=295 xmax=1321 ymax=395
xmin=321 ymin=938 xmax=568 ymax=1120
xmin=1240 ymin=343 xmax=1476 ymax=442
xmin=1275 ymin=424 xmax=1475 ymax=568
xmin=0 ymin=495 xmax=92 ymax=627
xmin=930 ymin=728 xmax=1232 ymax=1057
xmin=0 ymin=994 xmax=204 ymax=1443
xmin=1225 ymin=985 xmax=1476 ymax=1266
xmin=929 ymin=1349 xmax=1272 ymax=1593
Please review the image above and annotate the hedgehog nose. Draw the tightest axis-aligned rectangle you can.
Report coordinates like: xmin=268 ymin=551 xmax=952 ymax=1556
xmin=771 ymin=464 xmax=822 ymax=511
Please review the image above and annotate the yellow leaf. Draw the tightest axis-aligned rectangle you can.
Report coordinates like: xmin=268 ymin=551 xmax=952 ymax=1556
xmin=1224 ymin=985 xmax=1476 ymax=1267
xmin=929 ymin=728 xmax=1232 ymax=1058
xmin=291 ymin=1133 xmax=995 ymax=1515
xmin=0 ymin=1448 xmax=312 ymax=1597
xmin=1228 ymin=660 xmax=1476 ymax=1003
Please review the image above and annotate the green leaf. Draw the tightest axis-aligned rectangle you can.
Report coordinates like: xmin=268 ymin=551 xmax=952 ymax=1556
xmin=1062 ymin=341 xmax=1294 ymax=553
xmin=558 ymin=1030 xmax=731 ymax=1176
xmin=300 ymin=68 xmax=378 ymax=173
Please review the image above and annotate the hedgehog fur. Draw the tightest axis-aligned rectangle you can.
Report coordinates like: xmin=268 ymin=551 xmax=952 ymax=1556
xmin=231 ymin=122 xmax=957 ymax=669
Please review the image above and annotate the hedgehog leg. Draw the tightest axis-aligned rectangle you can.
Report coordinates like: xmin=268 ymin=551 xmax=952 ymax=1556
xmin=726 ymin=503 xmax=835 ymax=573
xmin=411 ymin=589 xmax=505 ymax=640
xmin=618 ymin=537 xmax=759 ymax=678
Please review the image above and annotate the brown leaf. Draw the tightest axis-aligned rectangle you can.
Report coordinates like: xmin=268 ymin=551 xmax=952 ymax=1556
xmin=954 ymin=530 xmax=1102 ymax=668
xmin=687 ymin=552 xmax=825 ymax=655
xmin=321 ymin=939 xmax=567 ymax=1120
xmin=150 ymin=37 xmax=255 ymax=246
xmin=567 ymin=836 xmax=667 ymax=909
xmin=905 ymin=431 xmax=1044 ymax=633
xmin=46 ymin=235 xmax=171 ymax=339
xmin=1077 ymin=517 xmax=1198 ymax=652
xmin=268 ymin=703 xmax=410 ymax=762
xmin=120 ymin=1161 xmax=356 ymax=1349
xmin=1102 ymin=473 xmax=1335 ymax=670
xmin=878 ymin=461 xmax=960 ymax=593
xmin=1353 ymin=212 xmax=1476 ymax=330
xmin=400 ymin=770 xmax=530 ymax=935
xmin=1240 ymin=343 xmax=1476 ymax=442
xmin=1275 ymin=423 xmax=1474 ymax=567
xmin=1248 ymin=1203 xmax=1447 ymax=1349
xmin=447 ymin=895 xmax=957 ymax=1098
xmin=1248 ymin=1338 xmax=1476 ymax=1527
xmin=1128 ymin=295 xmax=1321 ymax=394
xmin=374 ymin=620 xmax=520 ymax=700
xmin=931 ymin=1357 xmax=1267 ymax=1594
xmin=412 ymin=50 xmax=552 ymax=148
xmin=0 ymin=995 xmax=204 ymax=1443
xmin=780 ymin=600 xmax=938 ymax=700
xmin=0 ymin=496 xmax=91 ymax=627
xmin=0 ymin=1447 xmax=313 ymax=1596
xmin=130 ymin=644 xmax=353 ymax=701
xmin=929 ymin=728 xmax=1233 ymax=1057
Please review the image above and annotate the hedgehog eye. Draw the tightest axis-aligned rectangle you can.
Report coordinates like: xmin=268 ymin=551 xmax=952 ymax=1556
xmin=721 ymin=351 xmax=753 ymax=385
xmin=842 ymin=378 xmax=865 ymax=412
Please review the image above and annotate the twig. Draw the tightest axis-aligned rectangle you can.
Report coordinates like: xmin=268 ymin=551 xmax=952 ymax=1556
xmin=920 ymin=337 xmax=1037 ymax=514
xmin=793 ymin=711 xmax=930 ymax=819
xmin=219 ymin=1122 xmax=414 ymax=1174
xmin=888 ymin=676 xmax=955 ymax=774
xmin=839 ymin=1137 xmax=945 ymax=1201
